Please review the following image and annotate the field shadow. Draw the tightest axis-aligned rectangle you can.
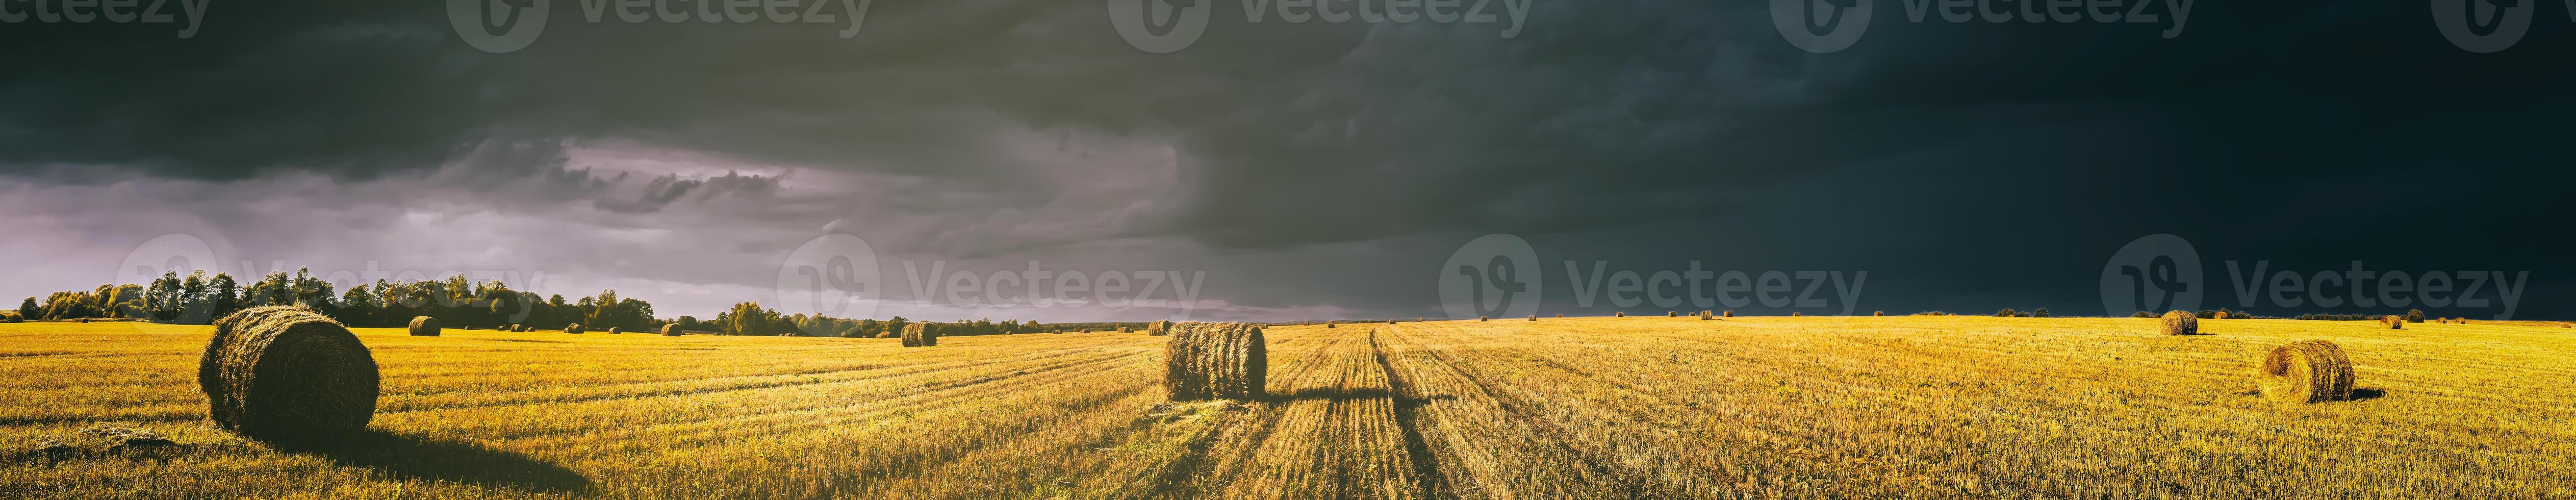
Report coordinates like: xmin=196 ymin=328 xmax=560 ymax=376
xmin=2350 ymin=388 xmax=2387 ymax=400
xmin=1265 ymin=387 xmax=1459 ymax=404
xmin=273 ymin=429 xmax=588 ymax=494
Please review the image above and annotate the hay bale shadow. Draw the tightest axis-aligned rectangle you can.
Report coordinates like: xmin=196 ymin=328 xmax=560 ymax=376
xmin=2350 ymin=388 xmax=2387 ymax=400
xmin=272 ymin=429 xmax=588 ymax=494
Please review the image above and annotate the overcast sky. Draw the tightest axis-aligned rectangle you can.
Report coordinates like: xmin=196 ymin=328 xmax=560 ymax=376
xmin=3 ymin=1 xmax=2570 ymax=321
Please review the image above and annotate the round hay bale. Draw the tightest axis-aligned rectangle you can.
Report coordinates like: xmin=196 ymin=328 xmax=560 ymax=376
xmin=1614 ymin=312 xmax=1625 ymax=318
xmin=1699 ymin=311 xmax=1713 ymax=320
xmin=662 ymin=324 xmax=683 ymax=336
xmin=2160 ymin=310 xmax=2198 ymax=336
xmin=1555 ymin=313 xmax=1563 ymax=318
xmin=1873 ymin=311 xmax=1884 ymax=317
xmin=1325 ymin=322 xmax=1336 ymax=329
xmin=1723 ymin=311 xmax=1734 ymax=317
xmin=605 ymin=327 xmax=620 ymax=334
xmin=900 ymin=322 xmax=940 ymax=347
xmin=197 ymin=306 xmax=379 ymax=445
xmin=2380 ymin=315 xmax=2404 ymax=330
xmin=509 ymin=323 xmax=522 ymax=332
xmin=1479 ymin=316 xmax=1489 ymax=321
xmin=564 ymin=323 xmax=584 ymax=334
xmin=2214 ymin=311 xmax=2231 ymax=319
xmin=406 ymin=316 xmax=441 ymax=337
xmin=1528 ymin=315 xmax=1538 ymax=321
xmin=1148 ymin=320 xmax=1172 ymax=337
xmin=2259 ymin=340 xmax=2355 ymax=404
xmin=1667 ymin=311 xmax=1677 ymax=317
xmin=1791 ymin=312 xmax=1802 ymax=317
xmin=1163 ymin=322 xmax=1267 ymax=402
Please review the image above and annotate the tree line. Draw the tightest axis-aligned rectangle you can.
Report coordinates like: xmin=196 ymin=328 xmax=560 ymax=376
xmin=10 ymin=271 xmax=1095 ymax=337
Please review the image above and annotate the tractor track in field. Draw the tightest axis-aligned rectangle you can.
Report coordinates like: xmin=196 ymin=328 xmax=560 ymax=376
xmin=1152 ymin=331 xmax=1351 ymax=499
xmin=1369 ymin=330 xmax=1451 ymax=500
xmin=1379 ymin=324 xmax=1669 ymax=500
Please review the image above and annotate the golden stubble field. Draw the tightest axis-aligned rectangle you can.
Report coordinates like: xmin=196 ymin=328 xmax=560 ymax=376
xmin=3 ymin=316 xmax=2573 ymax=499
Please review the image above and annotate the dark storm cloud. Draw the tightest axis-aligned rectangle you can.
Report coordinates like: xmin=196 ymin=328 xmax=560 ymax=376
xmin=2 ymin=1 xmax=2571 ymax=319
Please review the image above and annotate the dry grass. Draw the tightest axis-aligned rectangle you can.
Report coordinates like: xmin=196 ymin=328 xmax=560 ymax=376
xmin=7 ymin=316 xmax=2576 ymax=498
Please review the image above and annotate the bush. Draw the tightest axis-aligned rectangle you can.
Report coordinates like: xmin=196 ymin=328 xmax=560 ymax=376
xmin=2131 ymin=311 xmax=2154 ymax=318
xmin=1996 ymin=309 xmax=2018 ymax=317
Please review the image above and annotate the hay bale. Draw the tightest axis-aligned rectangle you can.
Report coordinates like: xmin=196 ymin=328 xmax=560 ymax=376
xmin=606 ymin=327 xmax=620 ymax=334
xmin=1163 ymin=322 xmax=1267 ymax=401
xmin=1555 ymin=313 xmax=1563 ymax=318
xmin=1148 ymin=320 xmax=1171 ymax=336
xmin=1614 ymin=312 xmax=1625 ymax=318
xmin=1723 ymin=311 xmax=1734 ymax=317
xmin=901 ymin=322 xmax=941 ymax=347
xmin=2380 ymin=315 xmax=2405 ymax=330
xmin=2259 ymin=340 xmax=2355 ymax=404
xmin=1528 ymin=315 xmax=1538 ymax=321
xmin=1667 ymin=311 xmax=1677 ymax=317
xmin=662 ymin=324 xmax=683 ymax=336
xmin=508 ymin=323 xmax=522 ymax=332
xmin=1699 ymin=310 xmax=1713 ymax=320
xmin=406 ymin=316 xmax=441 ymax=337
xmin=2160 ymin=310 xmax=2198 ymax=336
xmin=1120 ymin=327 xmax=1133 ymax=333
xmin=1479 ymin=316 xmax=1489 ymax=322
xmin=1791 ymin=312 xmax=1802 ymax=317
xmin=197 ymin=306 xmax=379 ymax=445
xmin=2214 ymin=311 xmax=2231 ymax=319
xmin=564 ymin=323 xmax=584 ymax=334
xmin=1873 ymin=311 xmax=1884 ymax=317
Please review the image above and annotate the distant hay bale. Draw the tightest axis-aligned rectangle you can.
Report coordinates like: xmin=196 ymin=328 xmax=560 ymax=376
xmin=1325 ymin=322 xmax=1336 ymax=329
xmin=406 ymin=316 xmax=441 ymax=337
xmin=2160 ymin=310 xmax=2198 ymax=336
xmin=1555 ymin=313 xmax=1563 ymax=318
xmin=1480 ymin=316 xmax=1489 ymax=321
xmin=1699 ymin=310 xmax=1713 ymax=320
xmin=565 ymin=323 xmax=584 ymax=334
xmin=2214 ymin=311 xmax=2231 ymax=319
xmin=2380 ymin=315 xmax=2404 ymax=329
xmin=1149 ymin=320 xmax=1172 ymax=336
xmin=1528 ymin=315 xmax=1538 ymax=321
xmin=197 ymin=306 xmax=379 ymax=445
xmin=1723 ymin=311 xmax=1733 ymax=317
xmin=1163 ymin=322 xmax=1267 ymax=402
xmin=508 ymin=323 xmax=522 ymax=332
xmin=901 ymin=323 xmax=941 ymax=347
xmin=1614 ymin=312 xmax=1625 ymax=318
xmin=2259 ymin=340 xmax=2355 ymax=404
xmin=1873 ymin=311 xmax=1884 ymax=317
xmin=1791 ymin=312 xmax=1802 ymax=317
xmin=605 ymin=327 xmax=620 ymax=335
xmin=662 ymin=324 xmax=683 ymax=336
xmin=1667 ymin=311 xmax=1677 ymax=317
